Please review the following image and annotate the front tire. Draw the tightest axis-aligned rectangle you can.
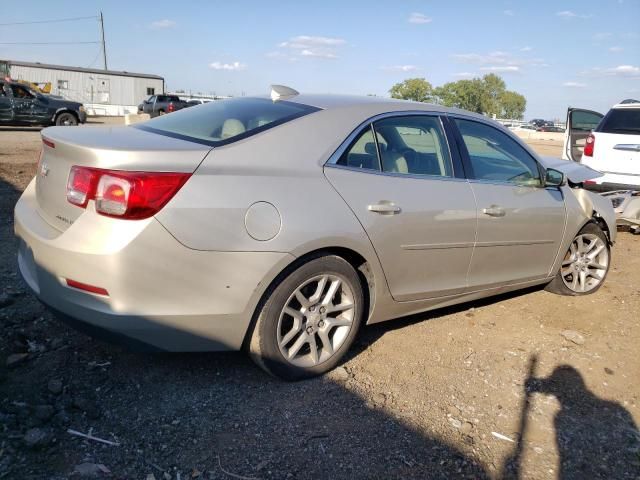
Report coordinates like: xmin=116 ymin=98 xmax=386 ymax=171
xmin=545 ymin=222 xmax=610 ymax=296
xmin=249 ymin=255 xmax=364 ymax=381
xmin=55 ymin=112 xmax=78 ymax=126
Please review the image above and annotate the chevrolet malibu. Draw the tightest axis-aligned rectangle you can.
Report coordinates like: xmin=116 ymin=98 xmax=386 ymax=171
xmin=15 ymin=87 xmax=616 ymax=380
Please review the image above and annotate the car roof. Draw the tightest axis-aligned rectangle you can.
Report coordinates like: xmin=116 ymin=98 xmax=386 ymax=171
xmin=280 ymin=93 xmax=489 ymax=121
xmin=612 ymin=99 xmax=640 ymax=109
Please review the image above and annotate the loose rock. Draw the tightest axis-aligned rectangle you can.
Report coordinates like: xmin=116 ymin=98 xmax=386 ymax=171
xmin=6 ymin=353 xmax=28 ymax=367
xmin=48 ymin=378 xmax=63 ymax=395
xmin=24 ymin=428 xmax=49 ymax=448
xmin=73 ymin=463 xmax=104 ymax=477
xmin=561 ymin=330 xmax=585 ymax=345
xmin=34 ymin=404 xmax=55 ymax=421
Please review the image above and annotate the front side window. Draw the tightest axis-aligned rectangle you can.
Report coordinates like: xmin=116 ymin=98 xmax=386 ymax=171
xmin=455 ymin=118 xmax=542 ymax=186
xmin=136 ymin=97 xmax=320 ymax=146
xmin=373 ymin=116 xmax=453 ymax=177
xmin=10 ymin=85 xmax=34 ymax=99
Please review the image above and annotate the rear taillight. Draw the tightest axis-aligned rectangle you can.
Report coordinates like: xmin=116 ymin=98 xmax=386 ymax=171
xmin=66 ymin=166 xmax=190 ymax=219
xmin=168 ymin=102 xmax=175 ymax=112
xmin=584 ymin=133 xmax=595 ymax=157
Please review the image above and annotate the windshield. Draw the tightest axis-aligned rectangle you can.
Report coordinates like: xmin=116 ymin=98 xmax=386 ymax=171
xmin=135 ymin=97 xmax=320 ymax=146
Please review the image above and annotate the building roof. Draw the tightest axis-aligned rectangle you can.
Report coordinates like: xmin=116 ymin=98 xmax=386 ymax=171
xmin=2 ymin=59 xmax=163 ymax=80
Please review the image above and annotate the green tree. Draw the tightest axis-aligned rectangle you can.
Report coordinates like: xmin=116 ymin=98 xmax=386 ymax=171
xmin=479 ymin=73 xmax=506 ymax=117
xmin=389 ymin=78 xmax=434 ymax=103
xmin=499 ymin=90 xmax=526 ymax=119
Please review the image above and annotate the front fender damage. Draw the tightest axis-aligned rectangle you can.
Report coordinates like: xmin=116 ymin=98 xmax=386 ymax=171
xmin=570 ymin=188 xmax=617 ymax=244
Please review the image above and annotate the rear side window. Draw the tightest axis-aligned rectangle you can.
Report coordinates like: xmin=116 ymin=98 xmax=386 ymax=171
xmin=598 ymin=109 xmax=640 ymax=135
xmin=337 ymin=127 xmax=380 ymax=171
xmin=136 ymin=97 xmax=320 ymax=146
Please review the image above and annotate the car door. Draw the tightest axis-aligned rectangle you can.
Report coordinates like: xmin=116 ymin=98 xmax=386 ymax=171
xmin=562 ymin=108 xmax=603 ymax=162
xmin=324 ymin=114 xmax=477 ymax=301
xmin=143 ymin=96 xmax=155 ymax=114
xmin=451 ymin=117 xmax=566 ymax=290
xmin=9 ymin=84 xmax=39 ymax=124
xmin=0 ymin=82 xmax=14 ymax=123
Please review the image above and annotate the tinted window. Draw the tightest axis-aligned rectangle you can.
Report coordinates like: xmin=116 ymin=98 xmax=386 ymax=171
xmin=374 ymin=116 xmax=452 ymax=177
xmin=571 ymin=110 xmax=603 ymax=131
xmin=136 ymin=97 xmax=319 ymax=146
xmin=337 ymin=126 xmax=380 ymax=171
xmin=0 ymin=83 xmax=5 ymax=97
xmin=156 ymin=95 xmax=167 ymax=102
xmin=455 ymin=118 xmax=541 ymax=186
xmin=10 ymin=85 xmax=34 ymax=99
xmin=599 ymin=108 xmax=640 ymax=135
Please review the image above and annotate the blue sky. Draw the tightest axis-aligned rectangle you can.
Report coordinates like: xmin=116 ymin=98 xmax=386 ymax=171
xmin=1 ymin=0 xmax=638 ymax=119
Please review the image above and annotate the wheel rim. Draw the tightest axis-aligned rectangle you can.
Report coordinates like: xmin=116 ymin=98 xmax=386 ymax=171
xmin=277 ymin=274 xmax=355 ymax=368
xmin=561 ymin=233 xmax=609 ymax=293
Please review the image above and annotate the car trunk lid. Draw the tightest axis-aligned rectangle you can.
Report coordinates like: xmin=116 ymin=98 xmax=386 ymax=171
xmin=35 ymin=125 xmax=211 ymax=232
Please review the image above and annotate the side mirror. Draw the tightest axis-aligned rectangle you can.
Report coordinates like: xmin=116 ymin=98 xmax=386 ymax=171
xmin=545 ymin=168 xmax=566 ymax=187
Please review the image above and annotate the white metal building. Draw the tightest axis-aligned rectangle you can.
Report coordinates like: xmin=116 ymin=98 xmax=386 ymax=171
xmin=2 ymin=59 xmax=164 ymax=116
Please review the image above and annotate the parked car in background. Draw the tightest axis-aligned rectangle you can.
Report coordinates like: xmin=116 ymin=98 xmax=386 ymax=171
xmin=137 ymin=94 xmax=189 ymax=117
xmin=0 ymin=79 xmax=86 ymax=126
xmin=15 ymin=88 xmax=616 ymax=380
xmin=537 ymin=126 xmax=564 ymax=133
xmin=563 ymin=99 xmax=640 ymax=191
xmin=186 ymin=99 xmax=210 ymax=107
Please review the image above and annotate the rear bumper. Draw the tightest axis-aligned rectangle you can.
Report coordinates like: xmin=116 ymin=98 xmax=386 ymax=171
xmin=583 ymin=172 xmax=640 ymax=192
xmin=14 ymin=179 xmax=293 ymax=351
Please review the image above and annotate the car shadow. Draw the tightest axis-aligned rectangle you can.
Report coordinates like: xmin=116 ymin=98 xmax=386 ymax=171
xmin=0 ymin=126 xmax=43 ymax=132
xmin=1 ymin=171 xmax=638 ymax=479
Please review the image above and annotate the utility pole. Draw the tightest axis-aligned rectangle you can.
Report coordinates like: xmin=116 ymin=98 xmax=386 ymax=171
xmin=99 ymin=11 xmax=108 ymax=70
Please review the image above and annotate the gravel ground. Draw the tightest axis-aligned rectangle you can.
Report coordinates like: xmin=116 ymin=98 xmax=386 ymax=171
xmin=1 ymin=120 xmax=639 ymax=479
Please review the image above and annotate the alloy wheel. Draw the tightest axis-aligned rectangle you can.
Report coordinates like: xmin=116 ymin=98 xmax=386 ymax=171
xmin=277 ymin=274 xmax=355 ymax=367
xmin=560 ymin=233 xmax=609 ymax=293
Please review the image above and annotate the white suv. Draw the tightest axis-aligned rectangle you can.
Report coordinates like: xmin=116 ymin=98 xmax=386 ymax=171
xmin=563 ymin=100 xmax=640 ymax=191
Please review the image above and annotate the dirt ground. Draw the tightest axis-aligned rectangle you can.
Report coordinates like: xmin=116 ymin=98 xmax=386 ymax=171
xmin=0 ymin=119 xmax=639 ymax=479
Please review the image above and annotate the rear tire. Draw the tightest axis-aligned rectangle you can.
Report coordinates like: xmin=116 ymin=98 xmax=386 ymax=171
xmin=55 ymin=112 xmax=78 ymax=126
xmin=249 ymin=255 xmax=364 ymax=381
xmin=545 ymin=222 xmax=610 ymax=296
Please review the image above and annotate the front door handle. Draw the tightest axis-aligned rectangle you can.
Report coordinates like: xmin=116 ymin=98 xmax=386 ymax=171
xmin=368 ymin=202 xmax=401 ymax=215
xmin=483 ymin=205 xmax=506 ymax=217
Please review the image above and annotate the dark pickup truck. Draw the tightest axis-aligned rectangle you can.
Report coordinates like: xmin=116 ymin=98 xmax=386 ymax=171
xmin=0 ymin=80 xmax=86 ymax=126
xmin=138 ymin=94 xmax=189 ymax=118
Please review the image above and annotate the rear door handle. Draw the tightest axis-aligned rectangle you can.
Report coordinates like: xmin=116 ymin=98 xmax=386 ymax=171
xmin=613 ymin=144 xmax=640 ymax=152
xmin=483 ymin=205 xmax=506 ymax=217
xmin=368 ymin=202 xmax=401 ymax=215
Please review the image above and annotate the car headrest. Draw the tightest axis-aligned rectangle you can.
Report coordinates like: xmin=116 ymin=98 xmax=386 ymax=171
xmin=364 ymin=142 xmax=386 ymax=155
xmin=221 ymin=119 xmax=246 ymax=139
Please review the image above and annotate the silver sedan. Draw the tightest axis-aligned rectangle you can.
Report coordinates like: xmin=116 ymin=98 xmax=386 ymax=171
xmin=14 ymin=87 xmax=616 ymax=380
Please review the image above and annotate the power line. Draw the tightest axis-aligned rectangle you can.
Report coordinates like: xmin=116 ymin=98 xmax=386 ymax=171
xmin=0 ymin=15 xmax=97 ymax=26
xmin=0 ymin=41 xmax=99 ymax=45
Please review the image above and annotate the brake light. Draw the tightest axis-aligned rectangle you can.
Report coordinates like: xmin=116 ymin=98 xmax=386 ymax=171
xmin=67 ymin=166 xmax=100 ymax=207
xmin=168 ymin=102 xmax=174 ymax=112
xmin=66 ymin=166 xmax=191 ymax=219
xmin=42 ymin=138 xmax=55 ymax=149
xmin=584 ymin=133 xmax=595 ymax=157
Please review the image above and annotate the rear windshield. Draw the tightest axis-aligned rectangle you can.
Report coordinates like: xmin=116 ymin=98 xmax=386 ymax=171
xmin=598 ymin=108 xmax=640 ymax=135
xmin=135 ymin=97 xmax=320 ymax=146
